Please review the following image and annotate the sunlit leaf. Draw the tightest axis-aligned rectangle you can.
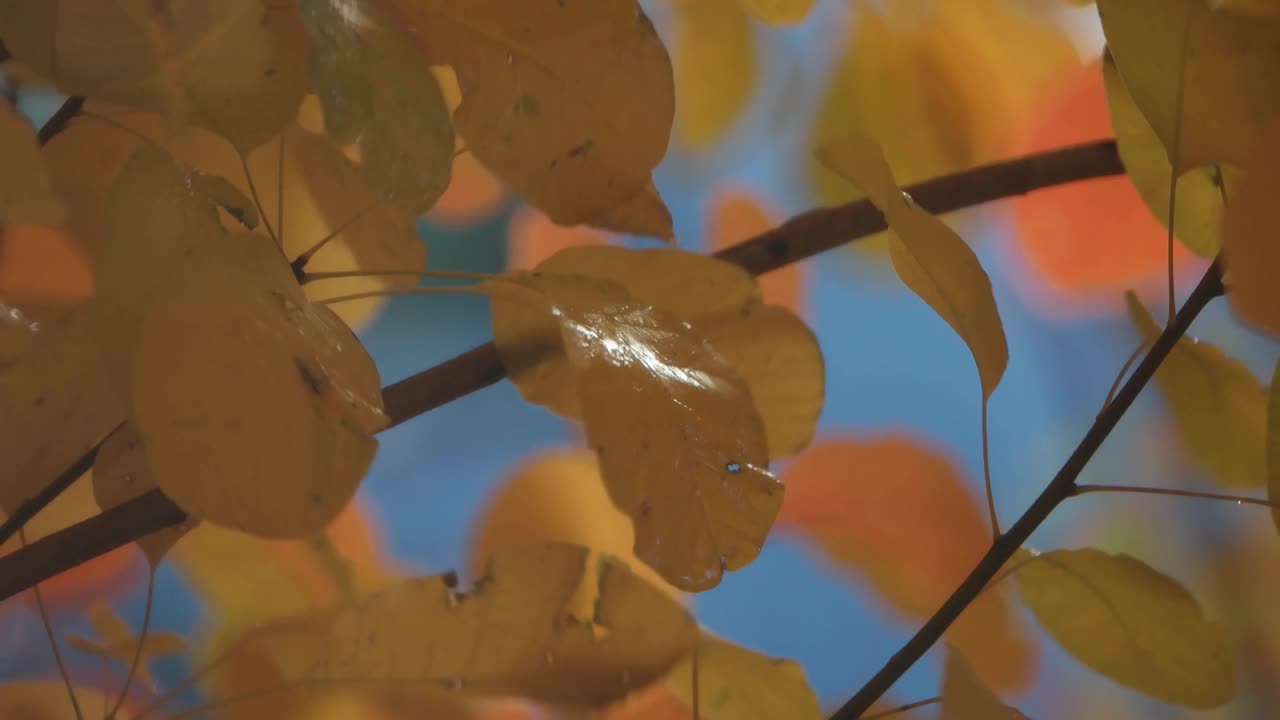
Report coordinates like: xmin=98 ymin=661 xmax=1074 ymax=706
xmin=736 ymin=0 xmax=814 ymax=24
xmin=65 ymin=602 xmax=186 ymax=690
xmin=706 ymin=187 xmax=805 ymax=316
xmin=131 ymin=231 xmax=385 ymax=538
xmin=669 ymin=0 xmax=757 ymax=149
xmin=777 ymin=436 xmax=1037 ymax=690
xmin=941 ymin=649 xmax=1028 ymax=720
xmin=1098 ymin=0 xmax=1280 ymax=171
xmin=468 ymin=448 xmax=681 ymax=619
xmin=1268 ymin=360 xmax=1280 ymax=533
xmin=0 ymin=305 xmax=122 ymax=520
xmin=93 ymin=421 xmax=196 ymax=565
xmin=384 ymin=0 xmax=674 ymax=231
xmin=0 ymin=0 xmax=309 ymax=151
xmin=1015 ymin=547 xmax=1233 ymax=708
xmin=299 ymin=0 xmax=452 ymax=211
xmin=1126 ymin=292 xmax=1268 ymax=487
xmin=583 ymin=180 xmax=674 ymax=242
xmin=0 ymin=101 xmax=65 ymax=226
xmin=817 ymin=135 xmax=1008 ymax=399
xmin=313 ymin=542 xmax=699 ymax=706
xmin=1101 ymin=51 xmax=1232 ymax=257
xmin=489 ymin=271 xmax=782 ymax=591
xmin=1223 ymin=120 xmax=1280 ymax=338
xmin=663 ymin=637 xmax=820 ymax=719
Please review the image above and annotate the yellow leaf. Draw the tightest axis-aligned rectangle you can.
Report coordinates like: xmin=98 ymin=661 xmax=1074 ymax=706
xmin=583 ymin=180 xmax=675 ymax=242
xmin=488 ymin=272 xmax=782 ymax=591
xmin=298 ymin=0 xmax=453 ymax=211
xmin=314 ymin=542 xmax=699 ymax=706
xmin=940 ymin=649 xmax=1027 ymax=720
xmin=384 ymin=0 xmax=674 ymax=229
xmin=1223 ymin=120 xmax=1280 ymax=337
xmin=670 ymin=0 xmax=757 ymax=149
xmin=1269 ymin=360 xmax=1280 ymax=533
xmin=65 ymin=602 xmax=186 ymax=690
xmin=0 ymin=678 xmax=129 ymax=719
xmin=1098 ymin=0 xmax=1280 ymax=171
xmin=665 ymin=637 xmax=820 ymax=719
xmin=130 ymin=231 xmax=385 ymax=538
xmin=468 ymin=448 xmax=682 ymax=619
xmin=735 ymin=0 xmax=814 ymax=24
xmin=1126 ymin=292 xmax=1268 ymax=487
xmin=1015 ymin=548 xmax=1233 ymax=708
xmin=692 ymin=304 xmax=824 ymax=457
xmin=0 ymin=305 xmax=123 ymax=518
xmin=1101 ymin=50 xmax=1233 ymax=257
xmin=93 ymin=421 xmax=196 ymax=565
xmin=0 ymin=101 xmax=65 ymax=226
xmin=817 ymin=135 xmax=1008 ymax=398
xmin=1212 ymin=0 xmax=1280 ymax=14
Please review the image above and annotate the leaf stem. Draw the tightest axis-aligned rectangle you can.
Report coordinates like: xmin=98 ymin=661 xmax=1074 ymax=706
xmin=301 ymin=268 xmax=497 ymax=284
xmin=1098 ymin=338 xmax=1150 ymax=417
xmin=110 ymin=565 xmax=156 ymax=718
xmin=239 ymin=153 xmax=279 ymax=247
xmin=858 ymin=696 xmax=941 ymax=719
xmin=827 ymin=258 xmax=1224 ymax=719
xmin=0 ymin=430 xmax=110 ymax=548
xmin=316 ymin=284 xmax=488 ymax=307
xmin=981 ymin=399 xmax=999 ymax=539
xmin=0 ymin=139 xmax=1128 ymax=604
xmin=288 ymin=202 xmax=380 ymax=275
xmin=24 ymin=529 xmax=85 ymax=720
xmin=1073 ymin=484 xmax=1280 ymax=510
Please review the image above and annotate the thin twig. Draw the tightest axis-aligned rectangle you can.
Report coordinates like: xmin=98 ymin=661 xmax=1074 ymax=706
xmin=0 ymin=436 xmax=106 ymax=548
xmin=1073 ymin=483 xmax=1280 ymax=510
xmin=24 ymin=529 xmax=85 ymax=720
xmin=0 ymin=140 xmax=1126 ymax=603
xmin=109 ymin=565 xmax=156 ymax=718
xmin=858 ymin=696 xmax=941 ymax=719
xmin=36 ymin=96 xmax=85 ymax=146
xmin=828 ymin=258 xmax=1224 ymax=719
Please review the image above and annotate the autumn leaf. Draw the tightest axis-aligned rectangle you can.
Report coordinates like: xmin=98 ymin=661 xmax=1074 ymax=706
xmin=1101 ymin=50 xmax=1232 ymax=257
xmin=1126 ymin=292 xmax=1268 ymax=488
xmin=468 ymin=448 xmax=682 ymax=619
xmin=1098 ymin=0 xmax=1280 ymax=172
xmin=0 ymin=678 xmax=133 ymax=720
xmin=817 ymin=135 xmax=1008 ymax=399
xmin=492 ymin=245 xmax=822 ymax=458
xmin=488 ymin=270 xmax=784 ymax=590
xmin=664 ymin=637 xmax=820 ymax=719
xmin=0 ymin=0 xmax=309 ymax=152
xmin=1015 ymin=547 xmax=1233 ymax=707
xmin=130 ymin=231 xmax=386 ymax=538
xmin=504 ymin=206 xmax=608 ymax=272
xmin=1222 ymin=119 xmax=1280 ymax=338
xmin=312 ymin=542 xmax=699 ymax=706
xmin=1268 ymin=360 xmax=1280 ymax=533
xmin=383 ymin=0 xmax=675 ymax=233
xmin=0 ymin=226 xmax=93 ymax=305
xmin=669 ymin=0 xmax=757 ymax=149
xmin=93 ymin=421 xmax=196 ymax=565
xmin=706 ymin=187 xmax=805 ymax=316
xmin=940 ymin=649 xmax=1028 ymax=720
xmin=298 ymin=0 xmax=453 ymax=212
xmin=777 ymin=436 xmax=1037 ymax=691
xmin=736 ymin=0 xmax=814 ymax=24
xmin=429 ymin=150 xmax=508 ymax=228
xmin=65 ymin=602 xmax=186 ymax=690
xmin=0 ymin=101 xmax=65 ymax=226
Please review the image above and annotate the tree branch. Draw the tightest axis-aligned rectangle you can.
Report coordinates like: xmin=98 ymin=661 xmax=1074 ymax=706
xmin=0 ymin=140 xmax=1124 ymax=603
xmin=829 ymin=257 xmax=1225 ymax=719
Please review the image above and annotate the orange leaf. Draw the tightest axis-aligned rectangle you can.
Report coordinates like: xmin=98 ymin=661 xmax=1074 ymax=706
xmin=705 ymin=186 xmax=805 ymax=316
xmin=505 ymin=206 xmax=608 ymax=272
xmin=777 ymin=435 xmax=1037 ymax=691
xmin=0 ymin=225 xmax=93 ymax=304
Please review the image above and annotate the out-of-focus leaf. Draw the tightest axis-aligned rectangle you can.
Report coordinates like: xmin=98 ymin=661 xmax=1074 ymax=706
xmin=488 ymin=272 xmax=782 ymax=591
xmin=706 ymin=187 xmax=804 ymax=316
xmin=0 ymin=102 xmax=65 ymax=226
xmin=429 ymin=150 xmax=508 ymax=228
xmin=0 ymin=305 xmax=122 ymax=519
xmin=941 ymin=649 xmax=1028 ymax=720
xmin=817 ymin=135 xmax=1007 ymax=399
xmin=0 ymin=679 xmax=130 ymax=719
xmin=669 ymin=0 xmax=757 ymax=149
xmin=664 ymin=637 xmax=820 ymax=719
xmin=468 ymin=448 xmax=681 ymax=619
xmin=777 ymin=436 xmax=1036 ymax=691
xmin=1101 ymin=51 xmax=1233 ymax=257
xmin=1126 ymin=292 xmax=1267 ymax=487
xmin=65 ymin=602 xmax=186 ymax=689
xmin=384 ymin=0 xmax=674 ymax=231
xmin=736 ymin=0 xmax=814 ymax=24
xmin=505 ymin=206 xmax=608 ymax=272
xmin=1015 ymin=548 xmax=1233 ymax=708
xmin=93 ymin=421 xmax=195 ymax=565
xmin=1212 ymin=0 xmax=1280 ymax=14
xmin=0 ymin=0 xmax=309 ymax=151
xmin=1098 ymin=0 xmax=1280 ymax=171
xmin=130 ymin=231 xmax=385 ymax=538
xmin=1268 ymin=361 xmax=1280 ymax=532
xmin=1223 ymin=120 xmax=1280 ymax=337
xmin=313 ymin=542 xmax=699 ymax=706
xmin=0 ymin=226 xmax=93 ymax=305
xmin=299 ymin=0 xmax=452 ymax=211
